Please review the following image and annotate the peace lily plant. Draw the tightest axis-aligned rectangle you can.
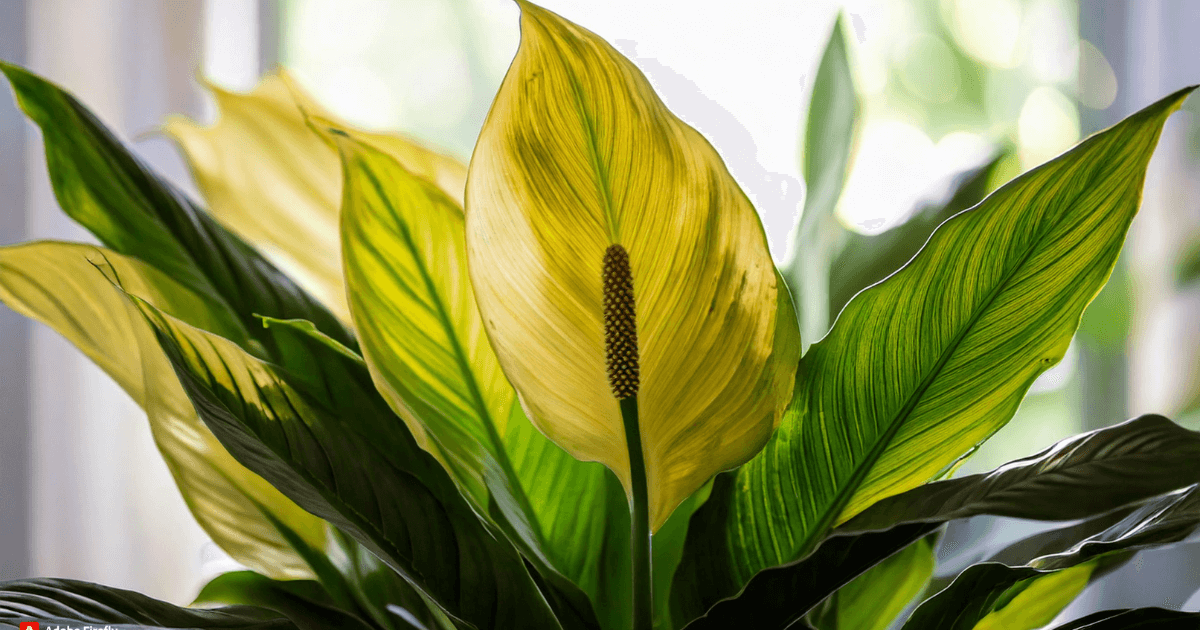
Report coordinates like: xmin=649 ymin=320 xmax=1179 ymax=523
xmin=2 ymin=4 xmax=1199 ymax=630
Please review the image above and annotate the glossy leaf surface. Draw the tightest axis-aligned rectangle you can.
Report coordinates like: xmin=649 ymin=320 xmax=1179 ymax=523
xmin=194 ymin=572 xmax=378 ymax=630
xmin=466 ymin=1 xmax=800 ymax=529
xmin=838 ymin=414 xmax=1200 ymax=532
xmin=904 ymin=485 xmax=1200 ymax=629
xmin=326 ymin=529 xmax=452 ymax=630
xmin=1049 ymin=608 xmax=1200 ymax=629
xmin=1034 ymin=485 xmax=1200 ymax=570
xmin=136 ymin=299 xmax=567 ymax=629
xmin=0 ymin=242 xmax=324 ymax=580
xmin=673 ymin=86 xmax=1196 ymax=616
xmin=676 ymin=413 xmax=1200 ymax=627
xmin=901 ymin=562 xmax=1095 ymax=630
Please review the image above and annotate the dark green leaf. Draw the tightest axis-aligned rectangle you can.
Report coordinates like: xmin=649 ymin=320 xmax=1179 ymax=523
xmin=0 ymin=61 xmax=354 ymax=357
xmin=809 ymin=534 xmax=935 ymax=630
xmin=838 ymin=415 xmax=1200 ymax=533
xmin=0 ymin=578 xmax=293 ymax=629
xmin=676 ymin=475 xmax=940 ymax=630
xmin=193 ymin=571 xmax=378 ymax=630
xmin=327 ymin=529 xmax=451 ymax=630
xmin=672 ymin=415 xmax=1199 ymax=627
xmin=1050 ymin=608 xmax=1200 ymax=629
xmin=980 ymin=506 xmax=1139 ymax=569
xmin=899 ymin=562 xmax=1098 ymax=630
xmin=134 ymin=299 xmax=567 ymax=629
xmin=258 ymin=315 xmax=602 ymax=630
xmin=673 ymin=86 xmax=1197 ymax=621
xmin=902 ymin=485 xmax=1200 ymax=629
xmin=1035 ymin=485 xmax=1200 ymax=570
xmin=652 ymin=483 xmax=711 ymax=630
xmin=253 ymin=506 xmax=367 ymax=620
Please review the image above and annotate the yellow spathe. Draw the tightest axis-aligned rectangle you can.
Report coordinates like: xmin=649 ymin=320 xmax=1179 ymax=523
xmin=465 ymin=2 xmax=800 ymax=530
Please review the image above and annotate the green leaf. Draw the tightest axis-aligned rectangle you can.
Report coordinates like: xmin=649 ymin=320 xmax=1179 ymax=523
xmin=255 ymin=314 xmax=599 ymax=630
xmin=837 ymin=414 xmax=1200 ymax=533
xmin=1034 ymin=485 xmax=1200 ymax=570
xmin=0 ymin=242 xmax=326 ymax=581
xmin=675 ymin=414 xmax=1200 ymax=628
xmin=193 ymin=572 xmax=378 ymax=630
xmin=0 ymin=61 xmax=353 ymax=357
xmin=259 ymin=317 xmax=367 ymax=367
xmin=811 ymin=536 xmax=935 ymax=630
xmin=795 ymin=12 xmax=860 ymax=240
xmin=677 ymin=505 xmax=941 ymax=630
xmin=979 ymin=507 xmax=1139 ymax=569
xmin=903 ymin=485 xmax=1200 ymax=630
xmin=252 ymin=508 xmax=365 ymax=620
xmin=651 ymin=483 xmax=712 ymax=630
xmin=900 ymin=562 xmax=1097 ymax=630
xmin=828 ymin=151 xmax=1005 ymax=319
xmin=133 ymin=298 xmax=567 ymax=630
xmin=327 ymin=530 xmax=453 ymax=630
xmin=672 ymin=86 xmax=1197 ymax=619
xmin=0 ymin=578 xmax=295 ymax=629
xmin=333 ymin=127 xmax=626 ymax=629
xmin=784 ymin=12 xmax=861 ymax=342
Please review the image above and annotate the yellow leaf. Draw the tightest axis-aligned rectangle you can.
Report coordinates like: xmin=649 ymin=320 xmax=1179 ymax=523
xmin=164 ymin=69 xmax=466 ymax=322
xmin=0 ymin=242 xmax=326 ymax=580
xmin=465 ymin=2 xmax=800 ymax=530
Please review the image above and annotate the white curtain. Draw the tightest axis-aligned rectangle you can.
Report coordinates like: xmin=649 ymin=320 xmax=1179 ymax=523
xmin=17 ymin=0 xmax=268 ymax=604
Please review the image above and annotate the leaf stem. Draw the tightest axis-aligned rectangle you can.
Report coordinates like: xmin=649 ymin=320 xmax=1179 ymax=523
xmin=621 ymin=395 xmax=652 ymax=630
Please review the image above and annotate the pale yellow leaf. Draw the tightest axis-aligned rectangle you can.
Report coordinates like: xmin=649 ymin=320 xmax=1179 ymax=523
xmin=0 ymin=242 xmax=326 ymax=580
xmin=164 ymin=70 xmax=466 ymax=322
xmin=465 ymin=2 xmax=801 ymax=530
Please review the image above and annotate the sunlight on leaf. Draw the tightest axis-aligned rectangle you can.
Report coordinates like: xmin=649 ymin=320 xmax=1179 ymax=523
xmin=673 ymin=85 xmax=1197 ymax=618
xmin=465 ymin=0 xmax=800 ymax=531
xmin=333 ymin=126 xmax=636 ymax=629
xmin=0 ymin=242 xmax=325 ymax=580
xmin=164 ymin=69 xmax=467 ymax=322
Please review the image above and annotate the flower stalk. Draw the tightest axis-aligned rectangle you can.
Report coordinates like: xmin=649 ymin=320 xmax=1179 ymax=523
xmin=604 ymin=244 xmax=652 ymax=629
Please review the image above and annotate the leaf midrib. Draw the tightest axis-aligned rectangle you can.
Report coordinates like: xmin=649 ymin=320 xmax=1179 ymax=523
xmin=170 ymin=327 xmax=487 ymax=627
xmin=797 ymin=180 xmax=1089 ymax=558
xmin=536 ymin=22 xmax=619 ymax=243
xmin=355 ymin=163 xmax=547 ymax=551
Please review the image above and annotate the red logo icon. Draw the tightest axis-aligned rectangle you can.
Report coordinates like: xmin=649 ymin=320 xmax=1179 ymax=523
xmin=19 ymin=623 xmax=38 ymax=630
